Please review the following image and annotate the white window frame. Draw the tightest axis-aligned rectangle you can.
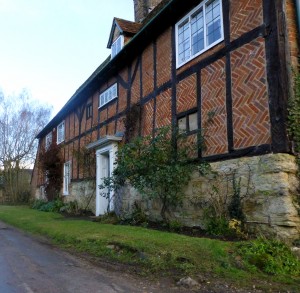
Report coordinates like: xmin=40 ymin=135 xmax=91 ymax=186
xmin=175 ymin=0 xmax=224 ymax=68
xmin=99 ymin=83 xmax=118 ymax=108
xmin=63 ymin=161 xmax=71 ymax=195
xmin=45 ymin=132 xmax=52 ymax=150
xmin=111 ymin=35 xmax=124 ymax=59
xmin=57 ymin=121 xmax=65 ymax=144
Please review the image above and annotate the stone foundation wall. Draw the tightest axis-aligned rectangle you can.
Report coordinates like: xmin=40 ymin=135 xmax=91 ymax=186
xmin=32 ymin=180 xmax=96 ymax=214
xmin=66 ymin=180 xmax=96 ymax=214
xmin=118 ymin=153 xmax=300 ymax=243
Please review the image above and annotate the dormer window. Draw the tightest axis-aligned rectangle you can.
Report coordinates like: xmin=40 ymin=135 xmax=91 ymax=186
xmin=111 ymin=35 xmax=124 ymax=58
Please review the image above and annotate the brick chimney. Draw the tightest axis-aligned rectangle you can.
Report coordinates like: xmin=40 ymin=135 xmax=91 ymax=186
xmin=133 ymin=0 xmax=163 ymax=22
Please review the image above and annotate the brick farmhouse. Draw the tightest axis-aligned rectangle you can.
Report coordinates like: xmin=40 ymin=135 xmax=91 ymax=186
xmin=31 ymin=0 xmax=300 ymax=241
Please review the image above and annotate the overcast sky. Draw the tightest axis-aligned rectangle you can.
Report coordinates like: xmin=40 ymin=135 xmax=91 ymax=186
xmin=0 ymin=0 xmax=134 ymax=116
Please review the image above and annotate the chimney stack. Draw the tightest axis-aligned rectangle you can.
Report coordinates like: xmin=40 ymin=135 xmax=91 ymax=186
xmin=133 ymin=0 xmax=163 ymax=22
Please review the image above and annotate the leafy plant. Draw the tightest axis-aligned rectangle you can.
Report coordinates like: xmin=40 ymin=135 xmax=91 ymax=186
xmin=238 ymin=238 xmax=300 ymax=276
xmin=60 ymin=201 xmax=79 ymax=215
xmin=31 ymin=199 xmax=48 ymax=210
xmin=31 ymin=199 xmax=64 ymax=212
xmin=228 ymin=171 xmax=245 ymax=222
xmin=120 ymin=202 xmax=148 ymax=226
xmin=288 ymin=72 xmax=300 ymax=215
xmin=199 ymin=167 xmax=251 ymax=238
xmin=100 ymin=127 xmax=208 ymax=223
xmin=288 ymin=72 xmax=300 ymax=153
xmin=38 ymin=143 xmax=63 ymax=201
xmin=168 ymin=219 xmax=183 ymax=232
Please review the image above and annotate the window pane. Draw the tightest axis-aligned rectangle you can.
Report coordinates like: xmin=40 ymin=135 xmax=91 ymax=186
xmin=191 ymin=9 xmax=204 ymax=55
xmin=178 ymin=117 xmax=187 ymax=131
xmin=112 ymin=84 xmax=117 ymax=97
xmin=206 ymin=0 xmax=221 ymax=46
xmin=178 ymin=20 xmax=190 ymax=64
xmin=189 ymin=113 xmax=198 ymax=131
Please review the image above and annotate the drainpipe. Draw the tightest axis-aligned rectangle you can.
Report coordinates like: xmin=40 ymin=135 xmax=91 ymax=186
xmin=295 ymin=0 xmax=300 ymax=40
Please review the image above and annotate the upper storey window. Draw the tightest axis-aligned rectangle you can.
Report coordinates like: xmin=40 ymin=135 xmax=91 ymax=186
xmin=99 ymin=83 xmax=118 ymax=108
xmin=176 ymin=0 xmax=223 ymax=68
xmin=111 ymin=36 xmax=124 ymax=59
xmin=57 ymin=121 xmax=65 ymax=144
xmin=45 ymin=132 xmax=52 ymax=150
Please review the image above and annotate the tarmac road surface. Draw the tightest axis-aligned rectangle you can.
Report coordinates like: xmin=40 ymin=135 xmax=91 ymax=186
xmin=0 ymin=221 xmax=167 ymax=293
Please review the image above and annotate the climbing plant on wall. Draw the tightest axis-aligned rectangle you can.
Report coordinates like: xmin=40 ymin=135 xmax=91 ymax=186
xmin=288 ymin=72 xmax=300 ymax=153
xmin=100 ymin=126 xmax=208 ymax=222
xmin=38 ymin=144 xmax=63 ymax=201
xmin=288 ymin=71 xmax=300 ymax=216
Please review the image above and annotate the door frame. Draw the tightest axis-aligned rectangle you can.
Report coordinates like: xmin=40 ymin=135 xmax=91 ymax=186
xmin=95 ymin=142 xmax=118 ymax=216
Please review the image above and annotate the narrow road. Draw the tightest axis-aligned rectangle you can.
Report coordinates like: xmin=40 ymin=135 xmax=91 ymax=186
xmin=0 ymin=221 xmax=179 ymax=293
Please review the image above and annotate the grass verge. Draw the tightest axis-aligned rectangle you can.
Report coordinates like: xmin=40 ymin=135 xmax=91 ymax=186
xmin=0 ymin=205 xmax=299 ymax=291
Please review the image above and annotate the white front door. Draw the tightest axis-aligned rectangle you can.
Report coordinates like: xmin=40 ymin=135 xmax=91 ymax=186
xmin=95 ymin=143 xmax=118 ymax=216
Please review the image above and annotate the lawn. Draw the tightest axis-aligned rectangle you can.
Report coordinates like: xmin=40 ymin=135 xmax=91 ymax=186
xmin=0 ymin=205 xmax=299 ymax=292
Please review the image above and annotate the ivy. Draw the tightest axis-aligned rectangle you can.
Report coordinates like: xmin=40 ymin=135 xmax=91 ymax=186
xmin=288 ymin=72 xmax=300 ymax=153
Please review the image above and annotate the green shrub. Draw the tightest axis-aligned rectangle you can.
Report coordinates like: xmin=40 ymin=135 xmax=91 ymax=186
xmin=120 ymin=202 xmax=148 ymax=227
xmin=31 ymin=199 xmax=64 ymax=213
xmin=59 ymin=201 xmax=79 ymax=215
xmin=168 ymin=219 xmax=183 ymax=232
xmin=31 ymin=199 xmax=47 ymax=210
xmin=100 ymin=127 xmax=208 ymax=223
xmin=238 ymin=238 xmax=300 ymax=276
xmin=205 ymin=216 xmax=232 ymax=237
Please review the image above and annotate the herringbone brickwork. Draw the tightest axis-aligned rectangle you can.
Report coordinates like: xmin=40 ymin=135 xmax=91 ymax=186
xmin=156 ymin=29 xmax=172 ymax=87
xmin=230 ymin=0 xmax=263 ymax=42
xmin=155 ymin=89 xmax=172 ymax=129
xmin=107 ymin=122 xmax=115 ymax=136
xmin=116 ymin=118 xmax=125 ymax=134
xmin=131 ymin=58 xmax=141 ymax=105
xmin=142 ymin=100 xmax=154 ymax=136
xmin=118 ymin=83 xmax=128 ymax=113
xmin=176 ymin=74 xmax=197 ymax=113
xmin=107 ymin=103 xmax=117 ymax=119
xmin=201 ymin=59 xmax=228 ymax=157
xmin=99 ymin=109 xmax=108 ymax=124
xmin=100 ymin=126 xmax=106 ymax=138
xmin=231 ymin=38 xmax=271 ymax=149
xmin=142 ymin=45 xmax=154 ymax=97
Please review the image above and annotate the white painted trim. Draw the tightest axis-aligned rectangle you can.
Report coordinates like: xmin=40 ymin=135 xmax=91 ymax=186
xmin=98 ymin=83 xmax=118 ymax=108
xmin=57 ymin=121 xmax=65 ymax=144
xmin=175 ymin=0 xmax=224 ymax=68
xmin=63 ymin=161 xmax=71 ymax=196
xmin=111 ymin=35 xmax=124 ymax=59
xmin=95 ymin=142 xmax=118 ymax=216
xmin=86 ymin=135 xmax=122 ymax=150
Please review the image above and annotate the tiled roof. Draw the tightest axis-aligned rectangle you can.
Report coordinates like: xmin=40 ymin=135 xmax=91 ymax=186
xmin=114 ymin=18 xmax=142 ymax=35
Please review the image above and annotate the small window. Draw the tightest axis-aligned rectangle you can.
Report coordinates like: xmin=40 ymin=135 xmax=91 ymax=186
xmin=57 ymin=121 xmax=65 ymax=144
xmin=177 ymin=111 xmax=198 ymax=133
xmin=111 ymin=35 xmax=124 ymax=58
xmin=176 ymin=0 xmax=223 ymax=67
xmin=99 ymin=83 xmax=118 ymax=108
xmin=86 ymin=103 xmax=92 ymax=119
xmin=45 ymin=132 xmax=52 ymax=150
xmin=63 ymin=161 xmax=71 ymax=195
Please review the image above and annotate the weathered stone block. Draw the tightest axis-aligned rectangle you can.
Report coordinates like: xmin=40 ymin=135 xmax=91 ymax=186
xmin=118 ymin=153 xmax=300 ymax=243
